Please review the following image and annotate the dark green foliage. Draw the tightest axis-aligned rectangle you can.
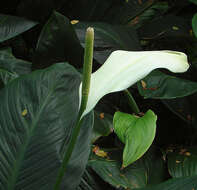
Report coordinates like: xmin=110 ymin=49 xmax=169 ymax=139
xmin=0 ymin=0 xmax=197 ymax=189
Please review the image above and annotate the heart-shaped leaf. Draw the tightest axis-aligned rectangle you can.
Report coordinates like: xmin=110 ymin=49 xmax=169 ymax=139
xmin=113 ymin=110 xmax=157 ymax=167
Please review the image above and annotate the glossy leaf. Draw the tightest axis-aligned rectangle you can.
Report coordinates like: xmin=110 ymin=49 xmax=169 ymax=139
xmin=137 ymin=70 xmax=197 ymax=99
xmin=92 ymin=111 xmax=113 ymax=143
xmin=34 ymin=11 xmax=83 ymax=68
xmin=113 ymin=110 xmax=157 ymax=167
xmin=0 ymin=62 xmax=93 ymax=189
xmin=168 ymin=147 xmax=197 ymax=178
xmin=0 ymin=14 xmax=37 ymax=42
xmin=74 ymin=22 xmax=141 ymax=64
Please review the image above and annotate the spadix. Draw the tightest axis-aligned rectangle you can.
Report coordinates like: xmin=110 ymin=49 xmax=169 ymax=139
xmin=79 ymin=50 xmax=189 ymax=117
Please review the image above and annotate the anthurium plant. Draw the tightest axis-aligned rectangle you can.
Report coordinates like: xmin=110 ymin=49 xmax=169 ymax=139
xmin=0 ymin=2 xmax=197 ymax=190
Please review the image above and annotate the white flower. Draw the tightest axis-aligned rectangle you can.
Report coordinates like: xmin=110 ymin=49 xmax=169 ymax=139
xmin=79 ymin=50 xmax=189 ymax=117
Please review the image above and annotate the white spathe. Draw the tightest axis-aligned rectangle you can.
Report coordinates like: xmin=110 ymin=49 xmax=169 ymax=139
xmin=79 ymin=50 xmax=189 ymax=117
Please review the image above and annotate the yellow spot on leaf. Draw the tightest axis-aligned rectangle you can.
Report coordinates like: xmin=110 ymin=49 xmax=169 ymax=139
xmin=176 ymin=160 xmax=181 ymax=164
xmin=99 ymin=113 xmax=105 ymax=119
xmin=141 ymin=80 xmax=147 ymax=89
xmin=92 ymin=146 xmax=108 ymax=158
xmin=70 ymin=20 xmax=79 ymax=25
xmin=108 ymin=173 xmax=112 ymax=177
xmin=172 ymin=26 xmax=179 ymax=30
xmin=185 ymin=152 xmax=191 ymax=156
xmin=22 ymin=109 xmax=27 ymax=116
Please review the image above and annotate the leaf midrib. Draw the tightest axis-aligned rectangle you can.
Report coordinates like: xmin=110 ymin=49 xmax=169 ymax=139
xmin=7 ymin=83 xmax=56 ymax=190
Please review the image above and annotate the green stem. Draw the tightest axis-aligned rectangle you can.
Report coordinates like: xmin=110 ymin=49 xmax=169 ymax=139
xmin=124 ymin=89 xmax=140 ymax=114
xmin=80 ymin=27 xmax=94 ymax=116
xmin=54 ymin=27 xmax=94 ymax=190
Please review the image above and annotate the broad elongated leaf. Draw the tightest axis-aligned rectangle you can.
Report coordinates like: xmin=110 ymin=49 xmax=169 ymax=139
xmin=168 ymin=147 xmax=197 ymax=178
xmin=74 ymin=22 xmax=140 ymax=64
xmin=0 ymin=14 xmax=37 ymax=42
xmin=137 ymin=70 xmax=197 ymax=99
xmin=134 ymin=175 xmax=197 ymax=190
xmin=0 ymin=62 xmax=93 ymax=189
xmin=0 ymin=48 xmax=31 ymax=85
xmin=113 ymin=110 xmax=157 ymax=167
xmin=34 ymin=11 xmax=84 ymax=68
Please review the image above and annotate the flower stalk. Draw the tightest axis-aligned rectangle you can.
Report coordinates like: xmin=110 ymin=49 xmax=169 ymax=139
xmin=124 ymin=89 xmax=140 ymax=114
xmin=54 ymin=27 xmax=94 ymax=190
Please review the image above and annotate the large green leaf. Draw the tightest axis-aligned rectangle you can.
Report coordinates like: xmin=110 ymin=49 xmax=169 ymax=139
xmin=34 ymin=11 xmax=84 ymax=68
xmin=0 ymin=62 xmax=93 ymax=189
xmin=74 ymin=22 xmax=140 ymax=64
xmin=0 ymin=14 xmax=37 ymax=43
xmin=113 ymin=110 xmax=157 ymax=167
xmin=137 ymin=70 xmax=197 ymax=99
xmin=168 ymin=147 xmax=197 ymax=178
xmin=134 ymin=175 xmax=197 ymax=190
